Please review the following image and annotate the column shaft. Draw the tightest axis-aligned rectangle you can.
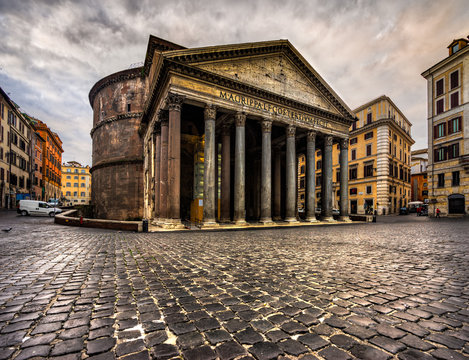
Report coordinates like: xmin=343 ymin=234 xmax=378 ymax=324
xmin=154 ymin=126 xmax=161 ymax=219
xmin=339 ymin=138 xmax=350 ymax=221
xmin=234 ymin=112 xmax=247 ymax=224
xmin=306 ymin=131 xmax=317 ymax=221
xmin=285 ymin=125 xmax=297 ymax=222
xmin=159 ymin=115 xmax=169 ymax=219
xmin=260 ymin=119 xmax=272 ymax=223
xmin=273 ymin=149 xmax=281 ymax=220
xmin=220 ymin=126 xmax=231 ymax=222
xmin=168 ymin=94 xmax=184 ymax=223
xmin=321 ymin=135 xmax=334 ymax=221
xmin=203 ymin=105 xmax=217 ymax=224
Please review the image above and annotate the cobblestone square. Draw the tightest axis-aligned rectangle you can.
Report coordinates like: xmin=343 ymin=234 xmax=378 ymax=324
xmin=0 ymin=213 xmax=468 ymax=359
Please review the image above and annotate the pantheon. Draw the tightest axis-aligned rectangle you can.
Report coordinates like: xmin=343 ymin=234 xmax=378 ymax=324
xmin=89 ymin=35 xmax=355 ymax=227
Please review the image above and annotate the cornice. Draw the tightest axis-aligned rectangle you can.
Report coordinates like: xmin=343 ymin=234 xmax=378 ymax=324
xmin=90 ymin=158 xmax=143 ymax=173
xmin=90 ymin=112 xmax=143 ymax=137
xmin=350 ymin=118 xmax=415 ymax=144
xmin=89 ymin=67 xmax=143 ymax=107
xmin=140 ymin=58 xmax=355 ymax=134
xmin=421 ymin=45 xmax=469 ymax=78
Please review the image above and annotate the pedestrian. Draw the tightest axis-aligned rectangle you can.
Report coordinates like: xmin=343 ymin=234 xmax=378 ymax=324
xmin=436 ymin=208 xmax=440 ymax=218
xmin=417 ymin=206 xmax=421 ymax=216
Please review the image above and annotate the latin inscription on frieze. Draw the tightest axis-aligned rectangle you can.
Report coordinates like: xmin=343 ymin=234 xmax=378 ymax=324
xmin=220 ymin=90 xmax=331 ymax=129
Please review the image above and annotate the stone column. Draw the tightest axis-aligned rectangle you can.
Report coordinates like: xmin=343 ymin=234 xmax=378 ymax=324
xmin=159 ymin=111 xmax=169 ymax=221
xmin=305 ymin=131 xmax=318 ymax=222
xmin=234 ymin=112 xmax=247 ymax=225
xmin=260 ymin=119 xmax=273 ymax=224
xmin=285 ymin=125 xmax=297 ymax=222
xmin=220 ymin=124 xmax=231 ymax=223
xmin=339 ymin=138 xmax=351 ymax=221
xmin=203 ymin=105 xmax=217 ymax=226
xmin=167 ymin=93 xmax=185 ymax=228
xmin=321 ymin=135 xmax=334 ymax=222
xmin=154 ymin=123 xmax=161 ymax=220
xmin=273 ymin=147 xmax=282 ymax=221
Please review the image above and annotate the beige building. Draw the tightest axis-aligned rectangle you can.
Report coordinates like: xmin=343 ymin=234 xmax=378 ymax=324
xmin=422 ymin=36 xmax=469 ymax=216
xmin=0 ymin=87 xmax=32 ymax=208
xmin=61 ymin=161 xmax=91 ymax=205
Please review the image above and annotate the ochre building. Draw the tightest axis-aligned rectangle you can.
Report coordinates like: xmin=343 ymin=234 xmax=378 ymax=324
xmin=422 ymin=36 xmax=469 ymax=216
xmin=89 ymin=36 xmax=356 ymax=225
xmin=411 ymin=148 xmax=428 ymax=202
xmin=61 ymin=161 xmax=91 ymax=206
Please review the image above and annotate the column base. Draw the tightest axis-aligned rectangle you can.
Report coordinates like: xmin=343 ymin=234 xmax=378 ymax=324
xmin=234 ymin=219 xmax=248 ymax=226
xmin=259 ymin=218 xmax=274 ymax=225
xmin=285 ymin=217 xmax=299 ymax=223
xmin=201 ymin=220 xmax=219 ymax=228
xmin=339 ymin=216 xmax=352 ymax=222
xmin=321 ymin=216 xmax=336 ymax=223
xmin=219 ymin=218 xmax=231 ymax=224
xmin=162 ymin=219 xmax=186 ymax=229
xmin=305 ymin=217 xmax=319 ymax=223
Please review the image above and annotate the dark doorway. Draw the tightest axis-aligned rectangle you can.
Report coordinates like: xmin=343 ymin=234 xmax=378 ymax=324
xmin=350 ymin=200 xmax=357 ymax=214
xmin=448 ymin=194 xmax=465 ymax=214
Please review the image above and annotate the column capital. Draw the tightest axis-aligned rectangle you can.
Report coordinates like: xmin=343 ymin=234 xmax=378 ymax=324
xmin=286 ymin=125 xmax=296 ymax=137
xmin=152 ymin=122 xmax=161 ymax=135
xmin=204 ymin=105 xmax=217 ymax=120
xmin=235 ymin=112 xmax=246 ymax=127
xmin=340 ymin=137 xmax=349 ymax=150
xmin=166 ymin=93 xmax=185 ymax=112
xmin=307 ymin=130 xmax=317 ymax=142
xmin=324 ymin=135 xmax=333 ymax=146
xmin=158 ymin=109 xmax=169 ymax=125
xmin=261 ymin=119 xmax=272 ymax=133
xmin=221 ymin=123 xmax=231 ymax=136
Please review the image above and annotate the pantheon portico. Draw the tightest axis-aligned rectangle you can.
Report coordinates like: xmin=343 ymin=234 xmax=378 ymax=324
xmin=89 ymin=36 xmax=355 ymax=226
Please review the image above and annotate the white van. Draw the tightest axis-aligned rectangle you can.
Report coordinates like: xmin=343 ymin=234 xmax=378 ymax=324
xmin=17 ymin=200 xmax=63 ymax=217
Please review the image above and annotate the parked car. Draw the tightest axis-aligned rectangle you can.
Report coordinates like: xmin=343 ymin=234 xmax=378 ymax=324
xmin=417 ymin=205 xmax=428 ymax=216
xmin=47 ymin=199 xmax=61 ymax=207
xmin=399 ymin=207 xmax=409 ymax=215
xmin=17 ymin=200 xmax=62 ymax=217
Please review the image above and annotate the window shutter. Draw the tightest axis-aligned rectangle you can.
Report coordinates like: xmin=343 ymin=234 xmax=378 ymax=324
xmin=434 ymin=125 xmax=438 ymax=138
xmin=443 ymin=122 xmax=446 ymax=136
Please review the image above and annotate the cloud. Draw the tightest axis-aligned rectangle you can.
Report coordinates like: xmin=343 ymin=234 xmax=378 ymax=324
xmin=0 ymin=0 xmax=468 ymax=165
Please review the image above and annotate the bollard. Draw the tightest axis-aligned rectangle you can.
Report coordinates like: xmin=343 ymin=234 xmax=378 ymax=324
xmin=142 ymin=219 xmax=148 ymax=233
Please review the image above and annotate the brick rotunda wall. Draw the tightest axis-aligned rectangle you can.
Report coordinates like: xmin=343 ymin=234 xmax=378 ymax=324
xmin=89 ymin=68 xmax=146 ymax=220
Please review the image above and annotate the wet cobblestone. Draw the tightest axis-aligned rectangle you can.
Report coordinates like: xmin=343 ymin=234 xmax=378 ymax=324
xmin=0 ymin=213 xmax=468 ymax=359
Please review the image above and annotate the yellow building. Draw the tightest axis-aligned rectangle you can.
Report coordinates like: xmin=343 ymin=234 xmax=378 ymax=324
xmin=61 ymin=161 xmax=91 ymax=206
xmin=299 ymin=95 xmax=414 ymax=215
xmin=421 ymin=36 xmax=469 ymax=216
xmin=411 ymin=148 xmax=428 ymax=202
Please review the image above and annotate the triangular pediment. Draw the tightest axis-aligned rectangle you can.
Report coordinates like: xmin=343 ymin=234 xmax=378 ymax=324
xmin=163 ymin=40 xmax=354 ymax=119
xmin=195 ymin=54 xmax=342 ymax=114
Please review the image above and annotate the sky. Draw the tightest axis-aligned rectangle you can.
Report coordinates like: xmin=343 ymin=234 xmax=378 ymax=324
xmin=1 ymin=0 xmax=468 ymax=166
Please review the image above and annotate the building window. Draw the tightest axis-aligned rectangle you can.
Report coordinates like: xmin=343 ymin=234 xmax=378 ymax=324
xmin=452 ymin=171 xmax=460 ymax=186
xmin=350 ymin=137 xmax=357 ymax=145
xmin=366 ymin=144 xmax=372 ymax=156
xmin=450 ymin=70 xmax=459 ymax=89
xmin=316 ymin=160 xmax=322 ymax=170
xmin=437 ymin=173 xmax=445 ymax=188
xmin=448 ymin=117 xmax=461 ymax=134
xmin=74 ymin=191 xmax=78 ymax=196
xmin=351 ymin=149 xmax=356 ymax=160
xmin=300 ymin=165 xmax=305 ymax=174
xmin=316 ymin=175 xmax=322 ymax=185
xmin=66 ymin=191 xmax=71 ymax=196
xmin=364 ymin=131 xmax=373 ymax=140
xmin=434 ymin=123 xmax=446 ymax=138
xmin=74 ymin=183 xmax=78 ymax=187
xmin=80 ymin=183 xmax=85 ymax=187
xmin=81 ymin=192 xmax=86 ymax=197
xmin=364 ymin=164 xmax=373 ymax=177
xmin=366 ymin=185 xmax=372 ymax=194
xmin=66 ymin=182 xmax=71 ymax=187
xmin=366 ymin=113 xmax=372 ymax=124
xmin=436 ymin=99 xmax=444 ymax=114
xmin=299 ymin=178 xmax=305 ymax=189
xmin=350 ymin=187 xmax=357 ymax=195
xmin=351 ymin=121 xmax=357 ymax=131
xmin=74 ymin=176 xmax=78 ymax=179
xmin=127 ymin=103 xmax=131 ymax=112
xmin=436 ymin=78 xmax=444 ymax=96
xmin=447 ymin=143 xmax=459 ymax=159
xmin=450 ymin=91 xmax=459 ymax=108
xmin=389 ymin=163 xmax=393 ymax=177
xmin=66 ymin=175 xmax=71 ymax=179
xmin=336 ymin=170 xmax=340 ymax=182
xmin=349 ymin=167 xmax=357 ymax=180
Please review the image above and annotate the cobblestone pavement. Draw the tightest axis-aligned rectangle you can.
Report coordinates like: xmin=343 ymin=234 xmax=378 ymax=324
xmin=0 ymin=212 xmax=468 ymax=360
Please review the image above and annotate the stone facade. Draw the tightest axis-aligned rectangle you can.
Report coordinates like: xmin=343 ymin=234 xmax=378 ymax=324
xmin=90 ymin=36 xmax=355 ymax=223
xmin=89 ymin=68 xmax=147 ymax=220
